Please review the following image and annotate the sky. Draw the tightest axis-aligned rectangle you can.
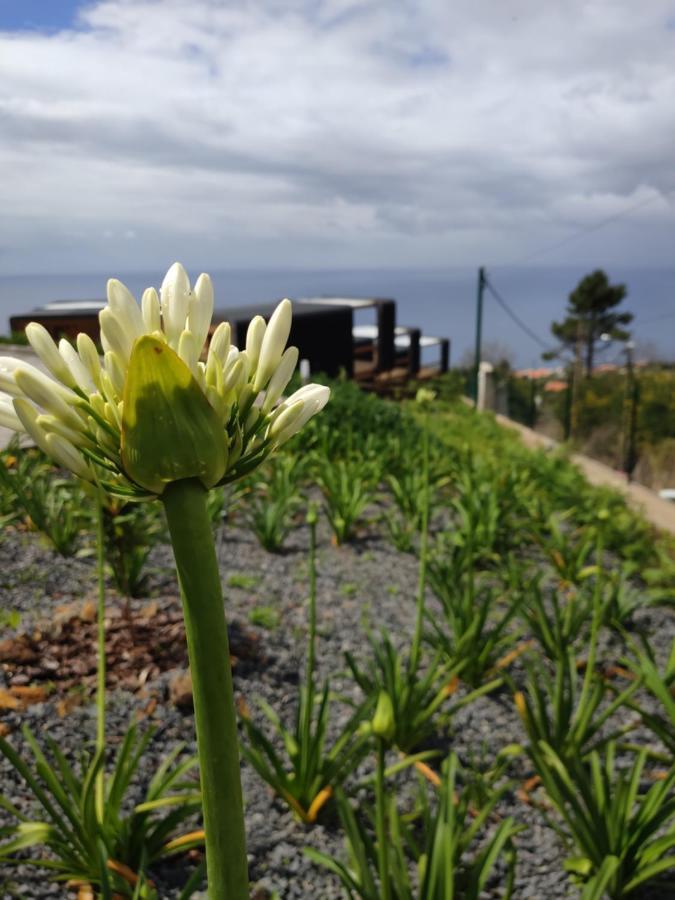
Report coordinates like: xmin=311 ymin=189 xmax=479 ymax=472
xmin=0 ymin=0 xmax=674 ymax=275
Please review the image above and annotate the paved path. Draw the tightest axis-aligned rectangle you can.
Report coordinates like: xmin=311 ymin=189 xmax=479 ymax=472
xmin=494 ymin=413 xmax=675 ymax=537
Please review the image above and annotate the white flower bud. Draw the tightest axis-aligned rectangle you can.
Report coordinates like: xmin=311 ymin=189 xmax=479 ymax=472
xmin=14 ymin=367 xmax=82 ymax=431
xmin=142 ymin=287 xmax=162 ymax=333
xmin=262 ymin=346 xmax=299 ymax=412
xmin=205 ymin=350 xmax=221 ymax=389
xmin=0 ymin=356 xmax=26 ymax=397
xmin=267 ymin=400 xmax=304 ymax=442
xmin=26 ymin=323 xmax=76 ymax=388
xmin=272 ymin=384 xmax=330 ymax=445
xmin=222 ymin=357 xmax=245 ymax=395
xmin=245 ymin=316 xmax=266 ymax=368
xmin=254 ymin=299 xmax=292 ymax=392
xmin=209 ymin=322 xmax=231 ymax=364
xmin=0 ymin=397 xmax=24 ymax=431
xmin=104 ymin=351 xmax=126 ymax=399
xmin=13 ymin=398 xmax=52 ymax=456
xmin=77 ymin=334 xmax=102 ymax=389
xmin=59 ymin=339 xmax=96 ymax=395
xmin=45 ymin=432 xmax=92 ymax=481
xmin=161 ymin=262 xmax=192 ymax=347
xmin=178 ymin=329 xmax=200 ymax=375
xmin=189 ymin=273 xmax=214 ymax=353
xmin=284 ymin=383 xmax=331 ymax=409
xmin=100 ymin=307 xmax=134 ymax=363
xmin=36 ymin=413 xmax=89 ymax=448
xmin=107 ymin=279 xmax=145 ymax=339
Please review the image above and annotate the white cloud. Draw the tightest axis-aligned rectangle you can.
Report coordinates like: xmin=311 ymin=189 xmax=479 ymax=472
xmin=0 ymin=0 xmax=674 ymax=272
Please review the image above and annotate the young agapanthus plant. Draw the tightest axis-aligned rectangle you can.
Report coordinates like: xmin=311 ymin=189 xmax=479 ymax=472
xmin=0 ymin=263 xmax=330 ymax=900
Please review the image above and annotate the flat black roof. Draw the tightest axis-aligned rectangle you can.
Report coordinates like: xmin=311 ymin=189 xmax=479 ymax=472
xmin=14 ymin=300 xmax=350 ymax=320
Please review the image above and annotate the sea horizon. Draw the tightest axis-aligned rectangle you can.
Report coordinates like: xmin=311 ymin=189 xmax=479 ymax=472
xmin=1 ymin=264 xmax=673 ymax=369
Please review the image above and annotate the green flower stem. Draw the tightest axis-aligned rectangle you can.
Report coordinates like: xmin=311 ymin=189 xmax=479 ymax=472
xmin=409 ymin=415 xmax=430 ymax=675
xmin=162 ymin=478 xmax=248 ymax=900
xmin=305 ymin=509 xmax=318 ymax=700
xmin=95 ymin=497 xmax=106 ymax=822
xmin=375 ymin=739 xmax=390 ymax=900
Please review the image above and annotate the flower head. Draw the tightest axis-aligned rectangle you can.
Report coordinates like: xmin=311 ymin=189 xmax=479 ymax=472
xmin=0 ymin=263 xmax=329 ymax=497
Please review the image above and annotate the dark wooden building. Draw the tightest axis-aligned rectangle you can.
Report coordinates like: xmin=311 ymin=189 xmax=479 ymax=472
xmin=10 ymin=294 xmax=448 ymax=386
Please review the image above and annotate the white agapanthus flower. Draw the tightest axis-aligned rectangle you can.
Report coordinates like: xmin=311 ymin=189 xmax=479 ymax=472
xmin=0 ymin=263 xmax=330 ymax=498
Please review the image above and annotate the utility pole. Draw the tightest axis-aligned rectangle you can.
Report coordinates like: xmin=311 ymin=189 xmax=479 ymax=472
xmin=623 ymin=341 xmax=639 ymax=480
xmin=563 ymin=364 xmax=573 ymax=441
xmin=569 ymin=318 xmax=583 ymax=440
xmin=473 ymin=266 xmax=486 ymax=407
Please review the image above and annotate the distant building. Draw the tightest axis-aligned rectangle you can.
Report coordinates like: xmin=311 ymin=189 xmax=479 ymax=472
xmin=513 ymin=366 xmax=563 ymax=380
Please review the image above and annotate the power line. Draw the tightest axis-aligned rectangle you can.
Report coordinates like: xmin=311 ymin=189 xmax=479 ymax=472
xmin=483 ymin=274 xmax=555 ymax=353
xmin=497 ymin=185 xmax=675 ymax=268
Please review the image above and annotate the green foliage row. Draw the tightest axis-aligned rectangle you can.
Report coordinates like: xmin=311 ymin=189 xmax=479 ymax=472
xmin=0 ymin=375 xmax=674 ymax=897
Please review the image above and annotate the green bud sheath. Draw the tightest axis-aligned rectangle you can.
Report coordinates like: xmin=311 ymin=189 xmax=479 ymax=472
xmin=121 ymin=335 xmax=227 ymax=493
xmin=372 ymin=690 xmax=395 ymax=743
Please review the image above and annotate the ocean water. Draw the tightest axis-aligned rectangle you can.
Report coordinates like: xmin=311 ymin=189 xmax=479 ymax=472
xmin=0 ymin=266 xmax=673 ymax=368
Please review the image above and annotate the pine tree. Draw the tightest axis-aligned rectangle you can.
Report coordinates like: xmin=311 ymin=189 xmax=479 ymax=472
xmin=545 ymin=270 xmax=632 ymax=375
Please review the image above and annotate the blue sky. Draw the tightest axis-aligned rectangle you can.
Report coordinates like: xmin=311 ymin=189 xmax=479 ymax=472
xmin=0 ymin=0 xmax=674 ymax=276
xmin=0 ymin=0 xmax=84 ymax=32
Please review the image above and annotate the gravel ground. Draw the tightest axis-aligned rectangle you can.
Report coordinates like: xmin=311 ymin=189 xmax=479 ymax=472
xmin=0 ymin=512 xmax=673 ymax=899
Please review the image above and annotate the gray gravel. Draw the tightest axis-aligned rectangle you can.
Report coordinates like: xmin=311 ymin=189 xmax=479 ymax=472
xmin=0 ymin=511 xmax=673 ymax=899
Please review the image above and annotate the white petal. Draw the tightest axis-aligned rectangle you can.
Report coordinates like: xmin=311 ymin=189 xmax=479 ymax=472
xmin=107 ymin=279 xmax=145 ymax=338
xmin=77 ymin=334 xmax=102 ymax=389
xmin=99 ymin=370 xmax=122 ymax=418
xmin=188 ymin=273 xmax=214 ymax=353
xmin=205 ymin=351 xmax=221 ymax=389
xmin=235 ymin=350 xmax=251 ymax=384
xmin=99 ymin=307 xmax=134 ymax=363
xmin=225 ymin=346 xmax=239 ymax=366
xmin=178 ymin=330 xmax=200 ymax=376
xmin=0 ymin=397 xmax=24 ymax=432
xmin=284 ymin=383 xmax=331 ymax=407
xmin=142 ymin=287 xmax=162 ymax=333
xmin=14 ymin=367 xmax=83 ymax=430
xmin=272 ymin=384 xmax=330 ymax=444
xmin=161 ymin=262 xmax=192 ymax=347
xmin=1 ymin=357 xmax=77 ymax=404
xmin=208 ymin=321 xmax=231 ymax=364
xmin=36 ymin=413 xmax=89 ymax=448
xmin=254 ymin=299 xmax=292 ymax=392
xmin=26 ymin=323 xmax=76 ymax=388
xmin=245 ymin=316 xmax=266 ymax=368
xmin=13 ymin=398 xmax=52 ymax=455
xmin=104 ymin=351 xmax=126 ymax=400
xmin=88 ymin=392 xmax=107 ymax=420
xmin=59 ymin=339 xmax=96 ymax=395
xmin=0 ymin=356 xmax=25 ymax=397
xmin=262 ymin=346 xmax=299 ymax=412
xmin=222 ymin=357 xmax=245 ymax=395
xmin=267 ymin=400 xmax=304 ymax=442
xmin=45 ymin=433 xmax=92 ymax=481
xmin=103 ymin=396 xmax=122 ymax=430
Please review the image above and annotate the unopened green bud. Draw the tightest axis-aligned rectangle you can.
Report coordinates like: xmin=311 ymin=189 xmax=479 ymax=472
xmin=415 ymin=387 xmax=436 ymax=406
xmin=306 ymin=503 xmax=318 ymax=526
xmin=121 ymin=335 xmax=227 ymax=494
xmin=372 ymin=691 xmax=395 ymax=742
